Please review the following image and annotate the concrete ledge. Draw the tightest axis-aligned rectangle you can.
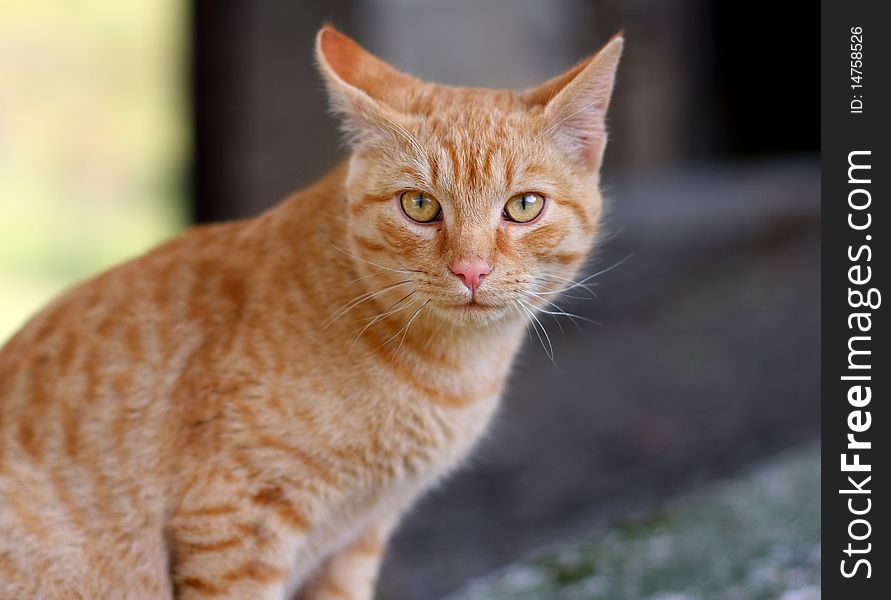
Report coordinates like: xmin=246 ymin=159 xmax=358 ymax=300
xmin=445 ymin=445 xmax=819 ymax=600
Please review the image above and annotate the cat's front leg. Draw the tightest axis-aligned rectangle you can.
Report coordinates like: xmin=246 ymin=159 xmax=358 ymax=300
xmin=296 ymin=517 xmax=398 ymax=600
xmin=168 ymin=495 xmax=311 ymax=600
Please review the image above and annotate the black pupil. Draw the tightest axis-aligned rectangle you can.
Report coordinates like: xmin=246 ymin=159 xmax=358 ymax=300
xmin=415 ymin=195 xmax=425 ymax=209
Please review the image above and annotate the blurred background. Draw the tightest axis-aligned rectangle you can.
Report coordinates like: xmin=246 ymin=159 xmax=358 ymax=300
xmin=1 ymin=1 xmax=818 ymax=598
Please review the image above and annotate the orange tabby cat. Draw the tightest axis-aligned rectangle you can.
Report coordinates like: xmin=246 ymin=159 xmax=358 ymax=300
xmin=0 ymin=25 xmax=622 ymax=599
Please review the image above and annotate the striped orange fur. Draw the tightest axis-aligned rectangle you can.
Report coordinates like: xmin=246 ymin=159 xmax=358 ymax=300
xmin=0 ymin=25 xmax=622 ymax=599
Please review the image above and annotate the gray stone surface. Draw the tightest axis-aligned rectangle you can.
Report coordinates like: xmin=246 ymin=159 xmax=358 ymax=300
xmin=445 ymin=445 xmax=819 ymax=600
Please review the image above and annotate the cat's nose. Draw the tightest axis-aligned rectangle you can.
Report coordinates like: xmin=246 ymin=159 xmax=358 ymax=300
xmin=450 ymin=260 xmax=492 ymax=294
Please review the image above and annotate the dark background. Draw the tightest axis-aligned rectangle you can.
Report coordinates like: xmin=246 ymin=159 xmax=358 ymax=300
xmin=190 ymin=0 xmax=817 ymax=222
xmin=190 ymin=2 xmax=819 ymax=598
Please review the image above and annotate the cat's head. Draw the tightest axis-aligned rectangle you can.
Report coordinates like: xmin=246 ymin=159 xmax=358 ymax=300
xmin=316 ymin=26 xmax=622 ymax=326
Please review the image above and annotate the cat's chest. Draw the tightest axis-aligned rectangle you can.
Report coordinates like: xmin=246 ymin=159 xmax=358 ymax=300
xmin=298 ymin=352 xmax=508 ymax=462
xmin=304 ymin=366 xmax=505 ymax=505
xmin=342 ymin=382 xmax=501 ymax=481
xmin=279 ymin=394 xmax=500 ymax=596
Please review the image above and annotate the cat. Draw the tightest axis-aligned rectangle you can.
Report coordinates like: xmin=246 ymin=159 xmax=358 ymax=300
xmin=0 ymin=25 xmax=622 ymax=600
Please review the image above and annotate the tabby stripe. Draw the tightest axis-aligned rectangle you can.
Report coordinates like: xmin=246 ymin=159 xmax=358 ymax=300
xmin=555 ymin=198 xmax=593 ymax=233
xmin=280 ymin=404 xmax=393 ymax=479
xmin=221 ymin=561 xmax=287 ymax=584
xmin=349 ymin=202 xmax=370 ymax=217
xmin=503 ymin=153 xmax=517 ymax=190
xmin=174 ymin=520 xmax=254 ymax=536
xmin=268 ymin=498 xmax=311 ymax=530
xmin=61 ymin=400 xmax=81 ymax=458
xmin=125 ymin=323 xmax=146 ymax=363
xmin=19 ymin=371 xmax=51 ymax=459
xmin=0 ymin=553 xmax=22 ymax=581
xmin=179 ymin=577 xmax=225 ymax=596
xmin=179 ymin=536 xmax=243 ymax=553
xmin=399 ymin=165 xmax=423 ymax=180
xmin=523 ymin=163 xmax=548 ymax=176
xmin=363 ymin=310 xmax=462 ymax=371
xmin=251 ymin=487 xmax=311 ymax=530
xmin=361 ymin=193 xmax=395 ymax=205
xmin=322 ymin=580 xmax=352 ymax=599
xmin=111 ymin=371 xmax=134 ymax=453
xmin=370 ymin=341 xmax=499 ymax=407
xmin=481 ymin=146 xmax=494 ymax=181
xmin=178 ymin=504 xmax=240 ymax=518
xmin=445 ymin=140 xmax=461 ymax=182
xmin=352 ymin=235 xmax=388 ymax=254
xmin=428 ymin=152 xmax=440 ymax=186
xmin=85 ymin=445 xmax=116 ymax=519
xmin=266 ymin=392 xmax=289 ymax=420
xmin=236 ymin=401 xmax=338 ymax=485
xmin=352 ymin=534 xmax=385 ymax=556
xmin=57 ymin=330 xmax=78 ymax=373
xmin=551 ymin=250 xmax=587 ymax=265
xmin=255 ymin=434 xmax=339 ymax=485
xmin=84 ymin=347 xmax=100 ymax=403
xmin=16 ymin=421 xmax=38 ymax=461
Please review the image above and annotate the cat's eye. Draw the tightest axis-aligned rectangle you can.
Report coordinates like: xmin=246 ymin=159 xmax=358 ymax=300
xmin=503 ymin=193 xmax=545 ymax=223
xmin=400 ymin=191 xmax=442 ymax=223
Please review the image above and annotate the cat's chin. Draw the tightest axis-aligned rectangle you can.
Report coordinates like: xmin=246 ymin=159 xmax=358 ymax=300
xmin=430 ymin=300 xmax=514 ymax=327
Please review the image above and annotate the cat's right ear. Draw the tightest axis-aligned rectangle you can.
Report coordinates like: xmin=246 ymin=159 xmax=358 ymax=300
xmin=315 ymin=25 xmax=418 ymax=148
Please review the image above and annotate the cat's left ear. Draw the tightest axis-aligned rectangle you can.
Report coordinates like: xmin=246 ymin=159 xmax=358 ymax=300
xmin=315 ymin=25 xmax=419 ymax=148
xmin=524 ymin=34 xmax=624 ymax=169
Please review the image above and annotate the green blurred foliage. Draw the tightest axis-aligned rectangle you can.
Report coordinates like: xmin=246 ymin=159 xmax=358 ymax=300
xmin=0 ymin=0 xmax=187 ymax=341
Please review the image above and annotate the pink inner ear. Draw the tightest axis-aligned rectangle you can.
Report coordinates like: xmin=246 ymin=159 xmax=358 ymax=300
xmin=319 ymin=28 xmax=364 ymax=89
xmin=523 ymin=57 xmax=593 ymax=106
xmin=318 ymin=26 xmax=417 ymax=104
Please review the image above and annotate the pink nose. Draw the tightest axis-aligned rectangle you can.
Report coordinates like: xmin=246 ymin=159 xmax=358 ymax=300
xmin=450 ymin=260 xmax=492 ymax=293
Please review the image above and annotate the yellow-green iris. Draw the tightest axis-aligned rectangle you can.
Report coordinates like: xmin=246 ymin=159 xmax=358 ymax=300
xmin=400 ymin=191 xmax=442 ymax=223
xmin=504 ymin=192 xmax=545 ymax=223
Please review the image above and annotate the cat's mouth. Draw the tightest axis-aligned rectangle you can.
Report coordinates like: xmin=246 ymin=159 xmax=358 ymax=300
xmin=446 ymin=300 xmax=497 ymax=312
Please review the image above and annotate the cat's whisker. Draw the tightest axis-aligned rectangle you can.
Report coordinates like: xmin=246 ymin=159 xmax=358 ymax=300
xmin=525 ymin=303 xmax=555 ymax=362
xmin=522 ymin=292 xmax=600 ymax=330
xmin=571 ymin=254 xmax=634 ymax=284
xmin=515 ymin=299 xmax=554 ymax=362
xmin=537 ymin=254 xmax=633 ymax=297
xmin=374 ymin=299 xmax=429 ymax=355
xmin=355 ymin=291 xmax=415 ymax=323
xmin=523 ymin=287 xmax=590 ymax=318
xmin=349 ymin=270 xmax=391 ymax=284
xmin=326 ymin=241 xmax=420 ymax=275
xmin=320 ymin=280 xmax=414 ymax=331
xmin=519 ymin=290 xmax=569 ymax=336
xmin=535 ymin=273 xmax=598 ymax=298
xmin=347 ymin=291 xmax=418 ymax=356
xmin=526 ymin=280 xmax=593 ymax=302
xmin=522 ymin=293 xmax=583 ymax=333
xmin=392 ymin=300 xmax=430 ymax=357
xmin=506 ymin=301 xmax=531 ymax=342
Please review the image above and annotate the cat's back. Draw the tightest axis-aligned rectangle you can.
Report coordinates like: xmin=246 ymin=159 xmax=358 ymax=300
xmin=0 ymin=215 xmax=286 ymax=597
xmin=0 ymin=217 xmax=263 ymax=455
